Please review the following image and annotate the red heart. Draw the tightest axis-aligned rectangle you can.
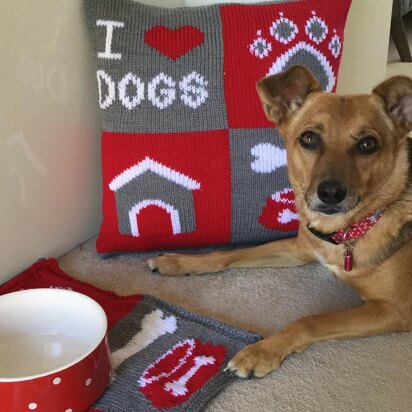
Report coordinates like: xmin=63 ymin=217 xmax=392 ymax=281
xmin=258 ymin=188 xmax=299 ymax=232
xmin=139 ymin=339 xmax=226 ymax=409
xmin=144 ymin=25 xmax=204 ymax=60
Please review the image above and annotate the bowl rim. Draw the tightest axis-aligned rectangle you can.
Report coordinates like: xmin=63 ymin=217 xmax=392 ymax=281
xmin=0 ymin=288 xmax=108 ymax=382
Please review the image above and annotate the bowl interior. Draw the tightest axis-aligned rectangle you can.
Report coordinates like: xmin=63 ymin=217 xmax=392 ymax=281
xmin=0 ymin=289 xmax=107 ymax=380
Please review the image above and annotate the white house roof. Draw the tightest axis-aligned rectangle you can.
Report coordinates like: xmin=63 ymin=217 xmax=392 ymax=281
xmin=109 ymin=157 xmax=201 ymax=192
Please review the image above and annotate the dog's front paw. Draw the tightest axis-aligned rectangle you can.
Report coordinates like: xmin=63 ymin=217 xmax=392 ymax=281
xmin=147 ymin=253 xmax=202 ymax=276
xmin=226 ymin=340 xmax=284 ymax=378
xmin=147 ymin=254 xmax=193 ymax=276
xmin=148 ymin=251 xmax=227 ymax=276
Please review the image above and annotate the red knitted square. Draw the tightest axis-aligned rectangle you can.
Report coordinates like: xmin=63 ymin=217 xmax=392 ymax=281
xmin=221 ymin=0 xmax=352 ymax=128
xmin=96 ymin=130 xmax=231 ymax=253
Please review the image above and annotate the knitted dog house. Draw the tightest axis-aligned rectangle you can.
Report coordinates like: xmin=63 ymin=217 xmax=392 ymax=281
xmin=109 ymin=157 xmax=200 ymax=237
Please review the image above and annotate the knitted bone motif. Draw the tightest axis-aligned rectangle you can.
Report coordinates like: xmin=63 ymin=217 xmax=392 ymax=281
xmin=91 ymin=296 xmax=261 ymax=411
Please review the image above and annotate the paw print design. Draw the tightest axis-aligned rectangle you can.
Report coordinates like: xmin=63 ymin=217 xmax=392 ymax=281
xmin=249 ymin=30 xmax=272 ymax=59
xmin=248 ymin=9 xmax=343 ymax=92
xmin=328 ymin=30 xmax=342 ymax=58
xmin=305 ymin=11 xmax=328 ymax=44
xmin=269 ymin=12 xmax=298 ymax=44
xmin=268 ymin=41 xmax=336 ymax=92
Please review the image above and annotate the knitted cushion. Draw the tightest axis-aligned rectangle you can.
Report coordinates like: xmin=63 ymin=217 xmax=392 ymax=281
xmin=84 ymin=0 xmax=352 ymax=254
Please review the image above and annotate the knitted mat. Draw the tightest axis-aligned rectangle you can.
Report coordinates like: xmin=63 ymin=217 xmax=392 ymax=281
xmin=0 ymin=259 xmax=261 ymax=411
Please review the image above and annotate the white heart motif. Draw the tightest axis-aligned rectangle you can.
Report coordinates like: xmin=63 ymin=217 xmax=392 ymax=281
xmin=250 ymin=143 xmax=287 ymax=173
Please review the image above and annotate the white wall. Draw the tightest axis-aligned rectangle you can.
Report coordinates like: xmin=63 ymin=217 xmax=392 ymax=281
xmin=0 ymin=1 xmax=101 ymax=280
xmin=337 ymin=0 xmax=392 ymax=94
xmin=0 ymin=0 xmax=392 ymax=282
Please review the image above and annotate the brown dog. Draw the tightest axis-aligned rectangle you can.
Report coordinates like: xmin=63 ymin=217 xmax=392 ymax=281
xmin=148 ymin=65 xmax=412 ymax=378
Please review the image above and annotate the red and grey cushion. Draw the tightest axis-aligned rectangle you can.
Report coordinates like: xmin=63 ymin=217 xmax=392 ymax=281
xmin=84 ymin=0 xmax=352 ymax=254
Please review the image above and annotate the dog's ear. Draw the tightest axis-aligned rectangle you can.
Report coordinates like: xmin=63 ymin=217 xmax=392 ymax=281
xmin=373 ymin=76 xmax=412 ymax=133
xmin=256 ymin=65 xmax=321 ymax=123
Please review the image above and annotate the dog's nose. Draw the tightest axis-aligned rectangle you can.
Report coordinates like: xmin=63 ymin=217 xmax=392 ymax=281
xmin=317 ymin=180 xmax=347 ymax=205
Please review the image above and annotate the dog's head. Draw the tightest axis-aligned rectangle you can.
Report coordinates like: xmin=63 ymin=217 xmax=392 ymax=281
xmin=257 ymin=65 xmax=412 ymax=231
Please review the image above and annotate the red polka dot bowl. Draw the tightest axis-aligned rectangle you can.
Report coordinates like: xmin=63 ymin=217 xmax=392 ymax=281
xmin=0 ymin=289 xmax=111 ymax=412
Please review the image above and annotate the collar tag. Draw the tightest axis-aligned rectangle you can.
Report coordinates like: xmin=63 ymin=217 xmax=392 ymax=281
xmin=307 ymin=208 xmax=386 ymax=271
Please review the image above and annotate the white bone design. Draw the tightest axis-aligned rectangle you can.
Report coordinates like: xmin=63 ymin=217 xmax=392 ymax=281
xmin=164 ymin=355 xmax=215 ymax=397
xmin=278 ymin=208 xmax=299 ymax=224
xmin=139 ymin=340 xmax=196 ymax=388
xmin=250 ymin=143 xmax=287 ymax=173
xmin=111 ymin=309 xmax=177 ymax=370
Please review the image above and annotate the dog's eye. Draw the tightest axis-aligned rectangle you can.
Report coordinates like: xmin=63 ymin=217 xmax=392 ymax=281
xmin=299 ymin=132 xmax=322 ymax=150
xmin=356 ymin=136 xmax=378 ymax=155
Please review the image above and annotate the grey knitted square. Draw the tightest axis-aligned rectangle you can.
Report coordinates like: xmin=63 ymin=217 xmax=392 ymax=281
xmin=230 ymin=128 xmax=292 ymax=244
xmin=91 ymin=296 xmax=261 ymax=411
xmin=83 ymin=0 xmax=352 ymax=254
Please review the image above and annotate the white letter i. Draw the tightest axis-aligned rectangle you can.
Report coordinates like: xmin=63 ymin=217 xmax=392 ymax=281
xmin=96 ymin=20 xmax=124 ymax=60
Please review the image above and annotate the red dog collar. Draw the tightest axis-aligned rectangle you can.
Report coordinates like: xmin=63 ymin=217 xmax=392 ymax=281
xmin=308 ymin=208 xmax=385 ymax=271
xmin=331 ymin=208 xmax=385 ymax=244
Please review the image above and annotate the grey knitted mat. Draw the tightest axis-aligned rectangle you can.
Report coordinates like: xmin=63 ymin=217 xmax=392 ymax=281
xmin=90 ymin=296 xmax=261 ymax=411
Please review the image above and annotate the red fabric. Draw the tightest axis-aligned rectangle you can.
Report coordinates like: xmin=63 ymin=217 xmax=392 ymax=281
xmin=331 ymin=209 xmax=385 ymax=244
xmin=97 ymin=130 xmax=232 ymax=254
xmin=258 ymin=188 xmax=299 ymax=232
xmin=220 ymin=0 xmax=352 ymax=128
xmin=139 ymin=339 xmax=227 ymax=409
xmin=0 ymin=258 xmax=142 ymax=330
xmin=144 ymin=25 xmax=205 ymax=60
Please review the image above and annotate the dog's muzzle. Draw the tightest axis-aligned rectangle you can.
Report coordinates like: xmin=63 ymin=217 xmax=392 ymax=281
xmin=306 ymin=180 xmax=359 ymax=215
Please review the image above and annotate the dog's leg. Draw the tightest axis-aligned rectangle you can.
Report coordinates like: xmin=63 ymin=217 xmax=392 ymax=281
xmin=227 ymin=300 xmax=408 ymax=378
xmin=148 ymin=237 xmax=314 ymax=276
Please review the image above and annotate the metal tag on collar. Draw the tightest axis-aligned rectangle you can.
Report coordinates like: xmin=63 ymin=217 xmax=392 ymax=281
xmin=344 ymin=247 xmax=353 ymax=272
xmin=369 ymin=208 xmax=384 ymax=223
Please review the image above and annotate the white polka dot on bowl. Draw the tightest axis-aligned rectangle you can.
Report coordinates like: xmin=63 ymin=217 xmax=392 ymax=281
xmin=85 ymin=378 xmax=92 ymax=386
xmin=53 ymin=377 xmax=61 ymax=385
xmin=28 ymin=403 xmax=37 ymax=410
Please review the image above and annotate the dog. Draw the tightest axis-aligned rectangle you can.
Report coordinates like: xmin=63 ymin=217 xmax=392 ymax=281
xmin=148 ymin=65 xmax=412 ymax=378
